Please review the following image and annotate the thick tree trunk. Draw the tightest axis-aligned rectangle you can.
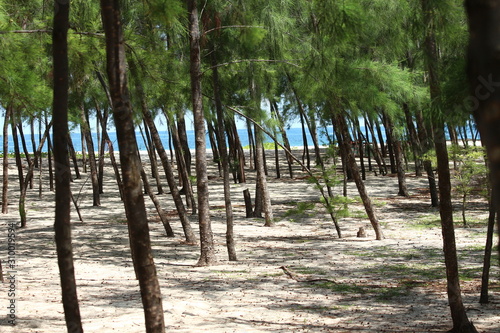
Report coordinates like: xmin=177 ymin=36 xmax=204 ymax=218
xmin=2 ymin=105 xmax=11 ymax=214
xmin=466 ymin=0 xmax=500 ymax=271
xmin=100 ymin=1 xmax=165 ymax=331
xmin=187 ymin=0 xmax=217 ymax=266
xmin=52 ymin=2 xmax=84 ymax=331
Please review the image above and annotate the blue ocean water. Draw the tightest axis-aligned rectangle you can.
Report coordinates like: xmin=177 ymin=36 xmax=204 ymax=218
xmin=4 ymin=127 xmax=341 ymax=154
xmin=3 ymin=123 xmax=478 ymax=154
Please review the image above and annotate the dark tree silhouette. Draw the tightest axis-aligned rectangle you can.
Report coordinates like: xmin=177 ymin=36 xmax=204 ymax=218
xmin=52 ymin=1 xmax=83 ymax=331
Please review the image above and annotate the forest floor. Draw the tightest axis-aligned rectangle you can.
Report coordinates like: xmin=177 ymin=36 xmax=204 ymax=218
xmin=0 ymin=149 xmax=499 ymax=332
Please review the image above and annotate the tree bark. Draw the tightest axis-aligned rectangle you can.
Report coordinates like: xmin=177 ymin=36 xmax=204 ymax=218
xmin=142 ymin=106 xmax=197 ymax=244
xmin=335 ymin=113 xmax=384 ymax=240
xmin=466 ymin=0 xmax=500 ymax=271
xmin=384 ymin=112 xmax=408 ymax=196
xmin=100 ymin=1 xmax=165 ymax=331
xmin=81 ymin=106 xmax=100 ymax=206
xmin=187 ymin=0 xmax=217 ymax=266
xmin=255 ymin=131 xmax=274 ymax=227
xmin=212 ymin=54 xmax=237 ymax=261
xmin=422 ymin=0 xmax=476 ymax=330
xmin=2 ymin=105 xmax=11 ymax=214
xmin=52 ymin=1 xmax=84 ymax=331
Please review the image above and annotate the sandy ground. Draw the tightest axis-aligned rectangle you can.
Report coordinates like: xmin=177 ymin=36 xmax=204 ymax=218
xmin=0 ymin=151 xmax=499 ymax=332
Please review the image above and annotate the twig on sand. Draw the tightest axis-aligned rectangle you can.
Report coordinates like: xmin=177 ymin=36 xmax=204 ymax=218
xmin=279 ymin=266 xmax=338 ymax=284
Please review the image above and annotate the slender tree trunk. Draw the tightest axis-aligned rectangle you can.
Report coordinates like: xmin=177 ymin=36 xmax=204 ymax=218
xmin=142 ymin=106 xmax=197 ymax=244
xmin=335 ymin=113 xmax=384 ymax=240
xmin=479 ymin=190 xmax=495 ymax=304
xmin=2 ymin=105 xmax=11 ymax=214
xmin=272 ymin=101 xmax=294 ymax=178
xmin=176 ymin=113 xmax=192 ymax=176
xmin=30 ymin=116 xmax=38 ymax=168
xmin=11 ymin=116 xmax=26 ymax=227
xmin=81 ymin=106 xmax=100 ymax=206
xmin=143 ymin=120 xmax=164 ymax=194
xmin=165 ymin=113 xmax=196 ymax=213
xmin=46 ymin=124 xmax=54 ymax=192
xmin=212 ymin=54 xmax=237 ymax=261
xmin=255 ymin=130 xmax=274 ymax=226
xmin=100 ymin=1 xmax=165 ymax=331
xmin=423 ymin=0 xmax=476 ymax=330
xmin=403 ymin=103 xmax=423 ymax=176
xmin=140 ymin=164 xmax=174 ymax=237
xmin=80 ymin=126 xmax=87 ymax=174
xmin=382 ymin=113 xmax=397 ymax=174
xmin=67 ymin=132 xmax=80 ymax=180
xmin=187 ymin=0 xmax=217 ymax=266
xmin=95 ymin=105 xmax=106 ymax=194
xmin=52 ymin=2 xmax=83 ymax=331
xmin=384 ymin=112 xmax=409 ymax=196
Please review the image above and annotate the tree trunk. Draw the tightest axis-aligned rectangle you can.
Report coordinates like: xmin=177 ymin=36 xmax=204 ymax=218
xmin=165 ymin=113 xmax=196 ymax=213
xmin=100 ymin=1 xmax=165 ymax=331
xmin=30 ymin=116 xmax=38 ymax=168
xmin=46 ymin=123 xmax=54 ymax=192
xmin=11 ymin=114 xmax=27 ymax=227
xmin=2 ymin=105 xmax=11 ymax=214
xmin=479 ymin=190 xmax=495 ymax=304
xmin=212 ymin=53 xmax=237 ymax=261
xmin=382 ymin=113 xmax=397 ymax=174
xmin=176 ymin=113 xmax=192 ymax=176
xmin=52 ymin=2 xmax=84 ymax=331
xmin=142 ymin=106 xmax=197 ymax=244
xmin=255 ymin=130 xmax=274 ymax=227
xmin=423 ymin=0 xmax=476 ymax=330
xmin=143 ymin=120 xmax=164 ymax=194
xmin=335 ymin=113 xmax=384 ymax=240
xmin=403 ymin=103 xmax=423 ymax=176
xmin=187 ymin=0 xmax=217 ymax=266
xmin=81 ymin=106 xmax=100 ymax=206
xmin=384 ymin=112 xmax=409 ymax=196
xmin=272 ymin=101 xmax=294 ymax=178
xmin=67 ymin=132 xmax=81 ymax=180
xmin=140 ymin=164 xmax=174 ymax=237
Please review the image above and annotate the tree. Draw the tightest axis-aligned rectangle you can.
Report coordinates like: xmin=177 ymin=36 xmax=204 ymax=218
xmin=186 ymin=0 xmax=217 ymax=266
xmin=100 ymin=0 xmax=165 ymax=331
xmin=466 ymin=0 xmax=500 ymax=268
xmin=52 ymin=0 xmax=83 ymax=331
xmin=421 ymin=0 xmax=477 ymax=331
